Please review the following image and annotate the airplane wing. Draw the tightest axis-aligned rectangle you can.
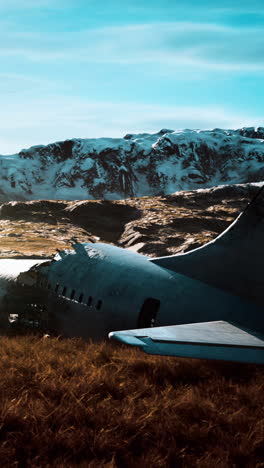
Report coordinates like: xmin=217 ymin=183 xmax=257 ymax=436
xmin=109 ymin=321 xmax=264 ymax=364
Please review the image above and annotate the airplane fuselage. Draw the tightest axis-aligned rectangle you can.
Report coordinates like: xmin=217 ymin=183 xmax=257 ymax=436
xmin=34 ymin=243 xmax=263 ymax=339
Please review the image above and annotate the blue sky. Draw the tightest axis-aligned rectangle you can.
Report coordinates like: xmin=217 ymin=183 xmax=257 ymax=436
xmin=0 ymin=0 xmax=264 ymax=154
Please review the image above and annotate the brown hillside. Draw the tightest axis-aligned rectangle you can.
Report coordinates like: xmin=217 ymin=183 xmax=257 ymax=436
xmin=0 ymin=183 xmax=259 ymax=258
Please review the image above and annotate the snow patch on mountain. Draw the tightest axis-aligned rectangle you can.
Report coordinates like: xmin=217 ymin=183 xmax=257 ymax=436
xmin=0 ymin=127 xmax=264 ymax=201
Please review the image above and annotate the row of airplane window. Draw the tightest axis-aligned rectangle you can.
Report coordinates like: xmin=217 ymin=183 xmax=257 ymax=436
xmin=39 ymin=278 xmax=103 ymax=310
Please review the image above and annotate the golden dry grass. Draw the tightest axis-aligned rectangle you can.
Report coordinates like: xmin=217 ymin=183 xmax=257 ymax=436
xmin=0 ymin=335 xmax=263 ymax=467
xmin=0 ymin=189 xmax=248 ymax=259
xmin=0 ymin=220 xmax=89 ymax=258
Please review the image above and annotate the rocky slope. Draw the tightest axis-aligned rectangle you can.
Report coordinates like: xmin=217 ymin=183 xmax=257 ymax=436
xmin=0 ymin=127 xmax=264 ymax=202
xmin=0 ymin=182 xmax=261 ymax=259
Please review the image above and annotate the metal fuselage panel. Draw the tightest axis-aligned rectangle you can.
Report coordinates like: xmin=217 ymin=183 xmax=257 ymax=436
xmin=151 ymin=188 xmax=264 ymax=311
xmin=38 ymin=243 xmax=263 ymax=339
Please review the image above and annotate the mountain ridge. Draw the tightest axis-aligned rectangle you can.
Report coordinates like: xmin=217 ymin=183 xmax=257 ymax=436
xmin=1 ymin=127 xmax=264 ymax=202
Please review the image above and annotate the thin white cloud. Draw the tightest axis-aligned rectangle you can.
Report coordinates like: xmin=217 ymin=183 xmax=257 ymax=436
xmin=0 ymin=0 xmax=72 ymax=9
xmin=0 ymin=95 xmax=262 ymax=154
xmin=0 ymin=22 xmax=264 ymax=72
xmin=0 ymin=72 xmax=68 ymax=97
xmin=212 ymin=6 xmax=264 ymax=15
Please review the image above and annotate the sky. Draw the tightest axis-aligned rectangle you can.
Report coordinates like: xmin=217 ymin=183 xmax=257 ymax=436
xmin=0 ymin=0 xmax=264 ymax=154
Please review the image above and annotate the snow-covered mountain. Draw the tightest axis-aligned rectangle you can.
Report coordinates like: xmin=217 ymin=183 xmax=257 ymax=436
xmin=1 ymin=127 xmax=264 ymax=201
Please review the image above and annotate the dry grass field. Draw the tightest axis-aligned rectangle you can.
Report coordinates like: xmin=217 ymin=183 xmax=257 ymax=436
xmin=0 ymin=334 xmax=263 ymax=467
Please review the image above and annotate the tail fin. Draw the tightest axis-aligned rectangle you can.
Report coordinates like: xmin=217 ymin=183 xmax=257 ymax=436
xmin=150 ymin=185 xmax=264 ymax=306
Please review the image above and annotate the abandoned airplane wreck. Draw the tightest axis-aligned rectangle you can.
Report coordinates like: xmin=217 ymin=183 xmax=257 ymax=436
xmin=0 ymin=185 xmax=264 ymax=363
